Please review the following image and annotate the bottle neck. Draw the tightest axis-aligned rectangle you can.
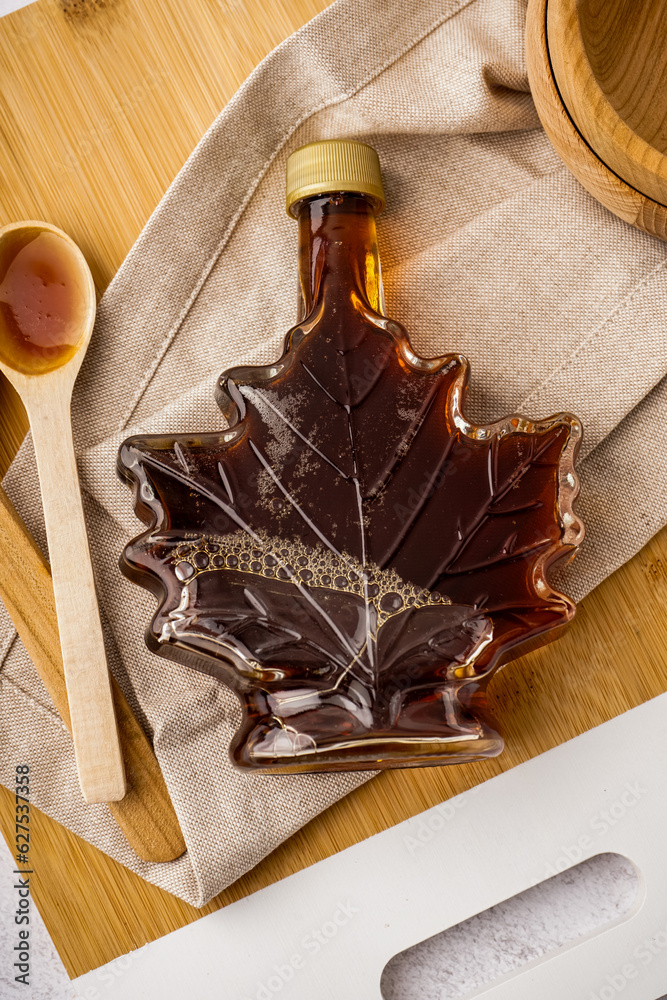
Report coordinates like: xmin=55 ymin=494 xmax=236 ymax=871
xmin=295 ymin=192 xmax=384 ymax=320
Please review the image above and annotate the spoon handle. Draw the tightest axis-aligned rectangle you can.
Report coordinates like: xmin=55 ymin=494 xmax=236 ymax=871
xmin=27 ymin=393 xmax=126 ymax=804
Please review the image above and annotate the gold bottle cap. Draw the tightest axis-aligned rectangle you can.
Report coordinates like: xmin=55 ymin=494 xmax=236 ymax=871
xmin=285 ymin=139 xmax=385 ymax=218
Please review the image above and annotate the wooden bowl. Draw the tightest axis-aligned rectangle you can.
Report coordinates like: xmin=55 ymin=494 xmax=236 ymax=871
xmin=526 ymin=0 xmax=667 ymax=240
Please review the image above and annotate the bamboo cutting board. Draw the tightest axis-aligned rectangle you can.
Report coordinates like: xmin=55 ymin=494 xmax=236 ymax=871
xmin=1 ymin=0 xmax=667 ymax=982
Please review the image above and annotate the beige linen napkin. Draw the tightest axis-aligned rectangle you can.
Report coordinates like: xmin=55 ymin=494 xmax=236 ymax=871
xmin=2 ymin=0 xmax=667 ymax=907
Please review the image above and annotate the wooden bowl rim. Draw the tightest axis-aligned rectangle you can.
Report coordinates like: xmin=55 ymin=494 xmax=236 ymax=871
xmin=526 ymin=0 xmax=667 ymax=240
xmin=545 ymin=0 xmax=667 ymax=207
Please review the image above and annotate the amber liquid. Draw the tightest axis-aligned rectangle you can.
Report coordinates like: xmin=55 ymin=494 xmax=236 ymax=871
xmin=118 ymin=193 xmax=583 ymax=773
xmin=0 ymin=228 xmax=87 ymax=375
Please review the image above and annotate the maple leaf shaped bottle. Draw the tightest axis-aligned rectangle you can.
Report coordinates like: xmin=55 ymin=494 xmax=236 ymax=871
xmin=118 ymin=139 xmax=584 ymax=773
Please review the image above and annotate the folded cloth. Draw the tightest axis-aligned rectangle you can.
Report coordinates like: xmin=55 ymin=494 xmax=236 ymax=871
xmin=2 ymin=0 xmax=666 ymax=907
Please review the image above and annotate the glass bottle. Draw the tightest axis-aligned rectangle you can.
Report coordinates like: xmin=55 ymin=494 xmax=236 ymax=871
xmin=119 ymin=139 xmax=584 ymax=773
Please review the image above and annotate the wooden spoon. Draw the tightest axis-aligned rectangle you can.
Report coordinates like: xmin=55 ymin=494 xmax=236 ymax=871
xmin=0 ymin=220 xmax=125 ymax=804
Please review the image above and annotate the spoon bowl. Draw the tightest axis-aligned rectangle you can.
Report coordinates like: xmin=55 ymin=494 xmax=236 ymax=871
xmin=0 ymin=220 xmax=125 ymax=804
xmin=0 ymin=221 xmax=95 ymax=378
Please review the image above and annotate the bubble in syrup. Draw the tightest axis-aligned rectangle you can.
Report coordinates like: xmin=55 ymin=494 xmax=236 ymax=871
xmin=193 ymin=551 xmax=209 ymax=569
xmin=175 ymin=562 xmax=194 ymax=581
xmin=380 ymin=592 xmax=403 ymax=612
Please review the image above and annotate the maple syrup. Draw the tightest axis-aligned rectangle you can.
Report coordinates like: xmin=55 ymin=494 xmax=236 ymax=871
xmin=118 ymin=140 xmax=584 ymax=773
xmin=0 ymin=227 xmax=88 ymax=375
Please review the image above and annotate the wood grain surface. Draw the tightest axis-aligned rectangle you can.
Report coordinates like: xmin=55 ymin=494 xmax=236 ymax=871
xmin=526 ymin=0 xmax=667 ymax=239
xmin=1 ymin=0 xmax=667 ymax=982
